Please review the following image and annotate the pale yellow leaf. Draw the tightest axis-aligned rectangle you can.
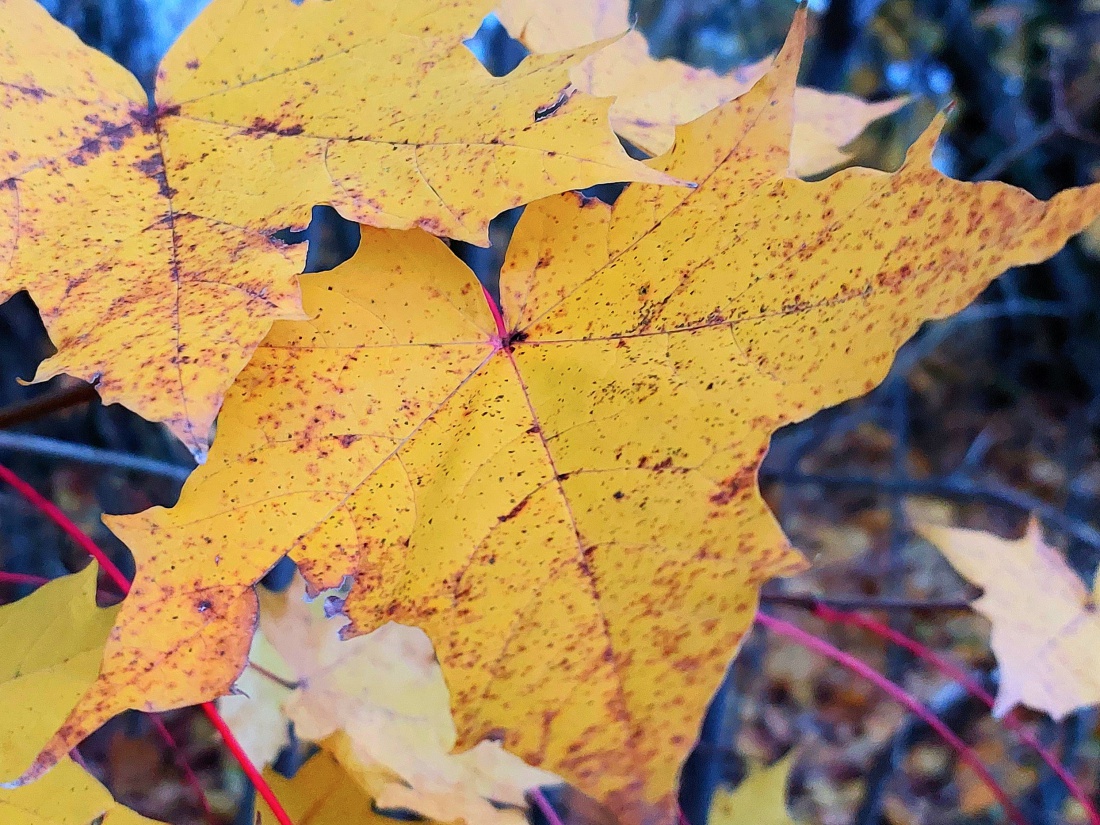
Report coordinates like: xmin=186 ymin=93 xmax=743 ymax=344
xmin=0 ymin=758 xmax=164 ymax=825
xmin=216 ymin=626 xmax=295 ymax=768
xmin=0 ymin=565 xmax=117 ymax=782
xmin=497 ymin=0 xmax=906 ymax=174
xmin=708 ymin=754 xmax=799 ymax=825
xmin=916 ymin=517 xmax=1100 ymax=718
xmin=253 ymin=750 xmax=411 ymax=825
xmin=229 ymin=574 xmax=557 ymax=825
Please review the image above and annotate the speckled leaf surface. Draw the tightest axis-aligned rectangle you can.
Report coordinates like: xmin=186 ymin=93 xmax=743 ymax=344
xmin=0 ymin=565 xmax=117 ymax=782
xmin=31 ymin=13 xmax=1100 ymax=825
xmin=0 ymin=757 xmax=163 ymax=825
xmin=0 ymin=0 xmax=665 ymax=459
xmin=496 ymin=0 xmax=905 ymax=174
xmin=917 ymin=518 xmax=1100 ymax=719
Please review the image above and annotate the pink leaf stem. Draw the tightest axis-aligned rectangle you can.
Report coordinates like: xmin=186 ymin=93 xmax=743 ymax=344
xmin=529 ymin=787 xmax=566 ymax=825
xmin=809 ymin=602 xmax=1099 ymax=825
xmin=755 ymin=611 xmax=1030 ymax=825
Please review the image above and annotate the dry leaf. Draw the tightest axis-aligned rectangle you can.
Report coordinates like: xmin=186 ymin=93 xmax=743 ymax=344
xmin=215 ymin=626 xmax=295 ymax=769
xmin=707 ymin=754 xmax=800 ymax=825
xmin=0 ymin=757 xmax=163 ymax=825
xmin=496 ymin=0 xmax=906 ymax=174
xmin=495 ymin=0 xmax=630 ymax=52
xmin=38 ymin=12 xmax=1100 ymax=824
xmin=916 ymin=517 xmax=1100 ymax=718
xmin=226 ymin=574 xmax=558 ymax=825
xmin=0 ymin=564 xmax=117 ymax=782
xmin=0 ymin=0 xmax=667 ymax=458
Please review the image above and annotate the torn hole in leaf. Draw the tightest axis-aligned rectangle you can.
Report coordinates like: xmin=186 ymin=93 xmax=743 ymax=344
xmin=271 ymin=206 xmax=361 ymax=276
xmin=464 ymin=13 xmax=528 ymax=77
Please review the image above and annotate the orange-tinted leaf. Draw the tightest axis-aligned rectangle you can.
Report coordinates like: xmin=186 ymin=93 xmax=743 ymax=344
xmin=0 ymin=0 xmax=667 ymax=458
xmin=36 ymin=12 xmax=1100 ymax=824
xmin=916 ymin=517 xmax=1100 ymax=719
xmin=496 ymin=0 xmax=905 ymax=174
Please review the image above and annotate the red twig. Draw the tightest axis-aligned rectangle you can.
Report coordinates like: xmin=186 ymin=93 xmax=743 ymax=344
xmin=203 ymin=703 xmax=293 ymax=825
xmin=528 ymin=787 xmax=565 ymax=825
xmin=0 ymin=462 xmax=130 ymax=594
xmin=0 ymin=461 xmax=294 ymax=825
xmin=149 ymin=715 xmax=215 ymax=822
xmin=756 ymin=612 xmax=1030 ymax=825
xmin=0 ymin=570 xmax=49 ymax=587
xmin=809 ymin=602 xmax=1100 ymax=825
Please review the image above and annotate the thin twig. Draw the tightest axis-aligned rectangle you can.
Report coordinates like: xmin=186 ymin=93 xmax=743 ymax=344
xmin=973 ymin=121 xmax=1060 ymax=182
xmin=149 ymin=715 xmax=217 ymax=824
xmin=807 ymin=603 xmax=1100 ymax=824
xmin=248 ymin=661 xmax=301 ymax=691
xmin=762 ymin=469 xmax=1100 ymax=551
xmin=0 ymin=461 xmax=131 ymax=594
xmin=0 ymin=384 xmax=98 ymax=429
xmin=761 ymin=592 xmax=973 ymax=612
xmin=0 ymin=570 xmax=49 ymax=588
xmin=529 ymin=787 xmax=566 ymax=825
xmin=755 ymin=612 xmax=1029 ymax=825
xmin=0 ymin=432 xmax=192 ymax=481
xmin=0 ymin=569 xmax=121 ymax=606
xmin=203 ymin=702 xmax=293 ymax=825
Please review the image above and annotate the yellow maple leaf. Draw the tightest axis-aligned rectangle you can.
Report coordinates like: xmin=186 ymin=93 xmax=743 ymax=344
xmin=496 ymin=0 xmax=906 ymax=174
xmin=0 ymin=0 xmax=667 ymax=458
xmin=254 ymin=750 xmax=440 ymax=825
xmin=33 ymin=13 xmax=1100 ymax=824
xmin=0 ymin=564 xmax=117 ymax=782
xmin=222 ymin=574 xmax=557 ymax=825
xmin=707 ymin=754 xmax=799 ymax=825
xmin=916 ymin=517 xmax=1100 ymax=719
xmin=0 ymin=757 xmax=163 ymax=825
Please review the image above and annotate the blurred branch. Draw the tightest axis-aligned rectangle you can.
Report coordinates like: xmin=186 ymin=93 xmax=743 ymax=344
xmin=0 ymin=432 xmax=191 ymax=481
xmin=761 ymin=592 xmax=972 ymax=612
xmin=0 ymin=384 xmax=97 ymax=429
xmin=762 ymin=468 xmax=1100 ymax=551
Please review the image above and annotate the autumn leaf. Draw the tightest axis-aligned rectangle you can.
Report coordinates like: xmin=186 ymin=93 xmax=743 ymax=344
xmin=36 ymin=12 xmax=1100 ymax=825
xmin=253 ymin=750 xmax=439 ymax=825
xmin=707 ymin=754 xmax=799 ymax=825
xmin=0 ymin=757 xmax=163 ymax=825
xmin=0 ymin=0 xmax=667 ymax=458
xmin=495 ymin=0 xmax=631 ymax=52
xmin=0 ymin=564 xmax=117 ymax=782
xmin=215 ymin=623 xmax=295 ymax=770
xmin=222 ymin=574 xmax=558 ymax=825
xmin=496 ymin=0 xmax=906 ymax=175
xmin=916 ymin=517 xmax=1100 ymax=719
